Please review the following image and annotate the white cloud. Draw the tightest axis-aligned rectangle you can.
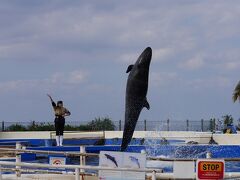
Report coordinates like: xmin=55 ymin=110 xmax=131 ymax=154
xmin=46 ymin=70 xmax=88 ymax=85
xmin=208 ymin=48 xmax=240 ymax=71
xmin=0 ymin=70 xmax=89 ymax=93
xmin=119 ymin=53 xmax=138 ymax=64
xmin=153 ymin=48 xmax=173 ymax=62
xmin=188 ymin=76 xmax=231 ymax=89
xmin=0 ymin=79 xmax=43 ymax=93
xmin=150 ymin=72 xmax=179 ymax=87
xmin=68 ymin=70 xmax=88 ymax=84
xmin=224 ymin=62 xmax=240 ymax=70
xmin=179 ymin=55 xmax=205 ymax=70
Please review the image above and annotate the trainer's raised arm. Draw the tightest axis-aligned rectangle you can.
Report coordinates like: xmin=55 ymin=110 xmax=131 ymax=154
xmin=47 ymin=94 xmax=56 ymax=107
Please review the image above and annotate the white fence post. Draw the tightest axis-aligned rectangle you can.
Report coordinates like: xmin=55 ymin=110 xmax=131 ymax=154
xmin=0 ymin=165 xmax=2 ymax=180
xmin=75 ymin=168 xmax=80 ymax=180
xmin=80 ymin=146 xmax=85 ymax=180
xmin=16 ymin=142 xmax=22 ymax=177
xmin=152 ymin=170 xmax=156 ymax=180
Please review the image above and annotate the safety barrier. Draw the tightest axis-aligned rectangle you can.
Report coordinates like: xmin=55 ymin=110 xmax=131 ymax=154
xmin=148 ymin=156 xmax=240 ymax=162
xmin=3 ymin=143 xmax=240 ymax=179
xmin=0 ymin=147 xmax=98 ymax=157
xmin=0 ymin=142 xmax=161 ymax=180
xmin=0 ymin=161 xmax=160 ymax=180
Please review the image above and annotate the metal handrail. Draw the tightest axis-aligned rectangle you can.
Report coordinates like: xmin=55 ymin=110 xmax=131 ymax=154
xmin=0 ymin=167 xmax=96 ymax=176
xmin=0 ymin=161 xmax=162 ymax=173
xmin=148 ymin=156 xmax=240 ymax=162
xmin=4 ymin=147 xmax=240 ymax=162
xmin=0 ymin=147 xmax=98 ymax=157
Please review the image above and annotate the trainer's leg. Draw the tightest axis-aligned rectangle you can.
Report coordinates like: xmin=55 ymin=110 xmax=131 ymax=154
xmin=55 ymin=136 xmax=60 ymax=146
xmin=59 ymin=118 xmax=65 ymax=146
xmin=59 ymin=136 xmax=63 ymax=146
xmin=55 ymin=119 xmax=60 ymax=146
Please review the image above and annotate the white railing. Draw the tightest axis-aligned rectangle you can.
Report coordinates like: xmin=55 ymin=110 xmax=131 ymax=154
xmin=0 ymin=147 xmax=98 ymax=157
xmin=148 ymin=156 xmax=240 ymax=162
xmin=1 ymin=161 xmax=240 ymax=180
xmin=4 ymin=143 xmax=240 ymax=179
xmin=0 ymin=143 xmax=161 ymax=180
xmin=0 ymin=161 xmax=160 ymax=180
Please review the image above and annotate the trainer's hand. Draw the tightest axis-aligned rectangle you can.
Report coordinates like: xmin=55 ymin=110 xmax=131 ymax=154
xmin=47 ymin=94 xmax=53 ymax=101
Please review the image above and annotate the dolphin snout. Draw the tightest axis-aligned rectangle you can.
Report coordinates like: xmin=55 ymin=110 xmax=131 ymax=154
xmin=145 ymin=47 xmax=152 ymax=52
xmin=139 ymin=47 xmax=152 ymax=65
xmin=143 ymin=47 xmax=152 ymax=58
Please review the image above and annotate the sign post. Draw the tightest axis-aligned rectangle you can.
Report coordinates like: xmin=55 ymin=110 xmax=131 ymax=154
xmin=197 ymin=159 xmax=225 ymax=180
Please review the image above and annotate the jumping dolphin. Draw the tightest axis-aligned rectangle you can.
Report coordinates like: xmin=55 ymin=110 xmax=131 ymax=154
xmin=121 ymin=47 xmax=152 ymax=151
xmin=104 ymin=153 xmax=118 ymax=167
xmin=129 ymin=156 xmax=140 ymax=168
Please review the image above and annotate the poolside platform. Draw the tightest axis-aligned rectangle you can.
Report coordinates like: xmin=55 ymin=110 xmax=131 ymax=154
xmin=1 ymin=131 xmax=240 ymax=179
xmin=1 ymin=131 xmax=240 ymax=145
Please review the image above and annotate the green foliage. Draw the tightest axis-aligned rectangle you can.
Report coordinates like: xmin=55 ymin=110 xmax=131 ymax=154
xmin=64 ymin=124 xmax=91 ymax=131
xmin=6 ymin=117 xmax=115 ymax=131
xmin=7 ymin=124 xmax=27 ymax=131
xmin=236 ymin=119 xmax=240 ymax=131
xmin=222 ymin=114 xmax=234 ymax=126
xmin=87 ymin=117 xmax=115 ymax=131
xmin=209 ymin=118 xmax=216 ymax=132
xmin=233 ymin=81 xmax=240 ymax=102
xmin=27 ymin=121 xmax=55 ymax=131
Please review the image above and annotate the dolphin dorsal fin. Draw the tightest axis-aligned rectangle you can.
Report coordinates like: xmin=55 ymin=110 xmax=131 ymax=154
xmin=126 ymin=65 xmax=134 ymax=73
xmin=143 ymin=97 xmax=150 ymax=110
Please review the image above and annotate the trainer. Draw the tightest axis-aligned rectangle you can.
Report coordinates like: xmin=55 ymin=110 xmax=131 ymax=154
xmin=47 ymin=94 xmax=71 ymax=146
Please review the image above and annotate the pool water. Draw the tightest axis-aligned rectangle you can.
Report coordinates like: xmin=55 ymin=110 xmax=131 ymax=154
xmin=145 ymin=144 xmax=240 ymax=172
xmin=2 ymin=142 xmax=240 ymax=173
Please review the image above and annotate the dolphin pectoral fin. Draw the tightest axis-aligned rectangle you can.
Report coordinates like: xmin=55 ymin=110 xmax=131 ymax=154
xmin=126 ymin=65 xmax=134 ymax=73
xmin=143 ymin=98 xmax=150 ymax=110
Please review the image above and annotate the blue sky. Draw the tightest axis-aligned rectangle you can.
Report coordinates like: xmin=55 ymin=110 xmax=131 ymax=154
xmin=0 ymin=0 xmax=239 ymax=123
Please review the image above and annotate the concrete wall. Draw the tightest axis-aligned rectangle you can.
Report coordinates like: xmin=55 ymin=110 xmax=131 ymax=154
xmin=0 ymin=131 xmax=104 ymax=139
xmin=104 ymin=131 xmax=240 ymax=145
xmin=105 ymin=130 xmax=211 ymax=138
xmin=0 ymin=131 xmax=52 ymax=139
xmin=60 ymin=131 xmax=104 ymax=139
xmin=213 ymin=134 xmax=240 ymax=145
xmin=1 ymin=131 xmax=240 ymax=145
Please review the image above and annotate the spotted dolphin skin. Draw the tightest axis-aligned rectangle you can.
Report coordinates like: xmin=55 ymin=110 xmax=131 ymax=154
xmin=121 ymin=47 xmax=152 ymax=152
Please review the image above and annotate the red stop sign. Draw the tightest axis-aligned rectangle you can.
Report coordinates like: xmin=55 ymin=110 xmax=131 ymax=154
xmin=197 ymin=159 xmax=224 ymax=180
